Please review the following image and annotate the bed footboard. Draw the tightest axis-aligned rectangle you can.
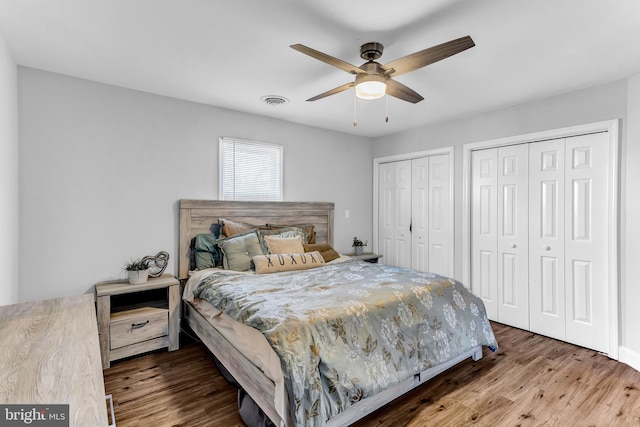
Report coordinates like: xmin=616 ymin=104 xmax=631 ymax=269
xmin=325 ymin=346 xmax=483 ymax=427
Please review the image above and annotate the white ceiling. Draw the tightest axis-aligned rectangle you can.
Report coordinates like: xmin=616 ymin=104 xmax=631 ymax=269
xmin=1 ymin=0 xmax=639 ymax=138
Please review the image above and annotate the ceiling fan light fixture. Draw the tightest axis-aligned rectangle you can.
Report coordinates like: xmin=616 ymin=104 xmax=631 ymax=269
xmin=355 ymin=74 xmax=386 ymax=100
xmin=291 ymin=35 xmax=474 ymax=104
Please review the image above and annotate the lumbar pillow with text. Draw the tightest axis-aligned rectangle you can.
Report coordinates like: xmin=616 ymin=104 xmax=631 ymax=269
xmin=252 ymin=251 xmax=325 ymax=274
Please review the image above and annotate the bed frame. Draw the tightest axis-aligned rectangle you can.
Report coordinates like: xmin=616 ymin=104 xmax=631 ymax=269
xmin=178 ymin=199 xmax=482 ymax=427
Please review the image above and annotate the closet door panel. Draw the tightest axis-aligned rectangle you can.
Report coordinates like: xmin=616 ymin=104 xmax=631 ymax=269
xmin=529 ymin=140 xmax=566 ymax=341
xmin=411 ymin=157 xmax=429 ymax=272
xmin=497 ymin=144 xmax=529 ymax=329
xmin=564 ymin=132 xmax=608 ymax=353
xmin=471 ymin=149 xmax=498 ymax=319
xmin=378 ymin=162 xmax=396 ymax=266
xmin=394 ymin=161 xmax=412 ymax=268
xmin=428 ymin=154 xmax=453 ymax=277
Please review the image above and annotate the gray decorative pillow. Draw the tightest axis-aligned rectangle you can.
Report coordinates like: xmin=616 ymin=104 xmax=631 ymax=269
xmin=219 ymin=229 xmax=265 ymax=271
xmin=257 ymin=228 xmax=308 ymax=253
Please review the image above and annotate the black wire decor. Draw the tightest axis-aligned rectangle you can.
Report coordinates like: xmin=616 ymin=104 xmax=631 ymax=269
xmin=141 ymin=251 xmax=169 ymax=278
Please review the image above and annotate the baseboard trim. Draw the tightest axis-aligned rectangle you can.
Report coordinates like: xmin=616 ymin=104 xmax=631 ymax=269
xmin=619 ymin=346 xmax=640 ymax=372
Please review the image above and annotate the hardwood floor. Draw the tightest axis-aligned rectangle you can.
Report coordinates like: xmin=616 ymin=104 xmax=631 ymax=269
xmin=103 ymin=322 xmax=640 ymax=426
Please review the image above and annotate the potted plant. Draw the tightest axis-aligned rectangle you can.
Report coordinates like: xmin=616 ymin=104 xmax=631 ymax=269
xmin=352 ymin=236 xmax=368 ymax=256
xmin=124 ymin=258 xmax=150 ymax=285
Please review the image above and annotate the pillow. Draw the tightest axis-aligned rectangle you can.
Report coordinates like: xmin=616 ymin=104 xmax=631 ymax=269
xmin=253 ymin=251 xmax=326 ymax=274
xmin=219 ymin=229 xmax=265 ymax=271
xmin=268 ymin=224 xmax=316 ymax=244
xmin=194 ymin=233 xmax=221 ymax=270
xmin=303 ymin=243 xmax=340 ymax=263
xmin=257 ymin=228 xmax=307 ymax=253
xmin=219 ymin=218 xmax=264 ymax=238
xmin=263 ymin=235 xmax=305 ymax=254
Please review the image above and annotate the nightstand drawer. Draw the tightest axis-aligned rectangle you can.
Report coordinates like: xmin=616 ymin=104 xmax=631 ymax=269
xmin=110 ymin=307 xmax=168 ymax=350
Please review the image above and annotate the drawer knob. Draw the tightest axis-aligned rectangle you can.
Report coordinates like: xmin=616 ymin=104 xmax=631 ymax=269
xmin=131 ymin=320 xmax=150 ymax=330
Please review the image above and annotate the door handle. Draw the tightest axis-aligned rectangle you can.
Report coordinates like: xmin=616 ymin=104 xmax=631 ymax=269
xmin=512 ymin=244 xmax=517 ymax=249
xmin=544 ymin=246 xmax=551 ymax=251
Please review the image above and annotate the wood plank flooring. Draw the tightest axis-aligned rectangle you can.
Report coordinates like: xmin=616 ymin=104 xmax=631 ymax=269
xmin=103 ymin=322 xmax=640 ymax=426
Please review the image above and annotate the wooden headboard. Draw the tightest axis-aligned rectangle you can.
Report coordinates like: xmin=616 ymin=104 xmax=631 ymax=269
xmin=178 ymin=199 xmax=335 ymax=279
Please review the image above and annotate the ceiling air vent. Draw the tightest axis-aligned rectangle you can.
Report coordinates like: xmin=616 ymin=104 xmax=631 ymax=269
xmin=261 ymin=95 xmax=289 ymax=106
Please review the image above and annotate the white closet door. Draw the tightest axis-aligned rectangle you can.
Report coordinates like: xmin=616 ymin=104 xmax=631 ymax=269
xmin=379 ymin=154 xmax=452 ymax=272
xmin=378 ymin=162 xmax=396 ymax=266
xmin=379 ymin=160 xmax=412 ymax=268
xmin=529 ymin=139 xmax=566 ymax=341
xmin=497 ymin=144 xmax=529 ymax=329
xmin=471 ymin=149 xmax=498 ymax=319
xmin=411 ymin=157 xmax=429 ymax=272
xmin=428 ymin=154 xmax=453 ymax=277
xmin=564 ymin=132 xmax=608 ymax=353
xmin=394 ymin=161 xmax=412 ymax=268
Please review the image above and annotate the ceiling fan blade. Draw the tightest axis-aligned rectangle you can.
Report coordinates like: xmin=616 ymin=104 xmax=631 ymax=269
xmin=386 ymin=79 xmax=424 ymax=104
xmin=291 ymin=44 xmax=367 ymax=75
xmin=382 ymin=36 xmax=475 ymax=77
xmin=306 ymin=82 xmax=354 ymax=101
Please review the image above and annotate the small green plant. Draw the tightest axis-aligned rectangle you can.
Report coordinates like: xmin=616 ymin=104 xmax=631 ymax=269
xmin=123 ymin=258 xmax=150 ymax=271
xmin=352 ymin=237 xmax=367 ymax=247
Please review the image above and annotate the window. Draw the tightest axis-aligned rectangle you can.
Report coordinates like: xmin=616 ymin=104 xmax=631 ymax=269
xmin=219 ymin=137 xmax=283 ymax=201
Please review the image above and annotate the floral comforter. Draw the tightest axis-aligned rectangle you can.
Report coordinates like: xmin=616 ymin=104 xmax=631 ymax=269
xmin=194 ymin=259 xmax=498 ymax=427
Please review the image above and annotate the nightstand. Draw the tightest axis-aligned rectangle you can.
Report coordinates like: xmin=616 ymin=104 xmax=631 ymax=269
xmin=351 ymin=253 xmax=382 ymax=263
xmin=96 ymin=274 xmax=180 ymax=369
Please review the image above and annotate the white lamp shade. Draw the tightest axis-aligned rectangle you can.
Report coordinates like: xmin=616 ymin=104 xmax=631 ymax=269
xmin=355 ymin=74 xmax=387 ymax=99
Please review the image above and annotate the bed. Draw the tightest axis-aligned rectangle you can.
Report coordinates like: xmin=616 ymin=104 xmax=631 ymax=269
xmin=178 ymin=199 xmax=497 ymax=427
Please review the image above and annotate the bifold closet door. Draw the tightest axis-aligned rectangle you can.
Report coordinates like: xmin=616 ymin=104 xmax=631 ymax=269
xmin=379 ymin=160 xmax=412 ymax=268
xmin=411 ymin=157 xmax=429 ymax=272
xmin=471 ymin=149 xmax=498 ymax=319
xmin=380 ymin=155 xmax=453 ymax=272
xmin=496 ymin=144 xmax=529 ymax=329
xmin=427 ymin=154 xmax=453 ymax=277
xmin=529 ymin=140 xmax=566 ymax=340
xmin=529 ymin=133 xmax=609 ymax=353
xmin=412 ymin=155 xmax=453 ymax=276
xmin=473 ymin=132 xmax=609 ymax=353
xmin=471 ymin=146 xmax=529 ymax=328
xmin=564 ymin=133 xmax=608 ymax=352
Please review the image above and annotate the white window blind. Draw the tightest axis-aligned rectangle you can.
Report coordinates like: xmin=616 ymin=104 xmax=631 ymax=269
xmin=219 ymin=137 xmax=283 ymax=201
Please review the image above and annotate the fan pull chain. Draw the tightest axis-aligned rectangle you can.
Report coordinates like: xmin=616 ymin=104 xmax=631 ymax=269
xmin=385 ymin=93 xmax=389 ymax=123
xmin=353 ymin=92 xmax=358 ymax=127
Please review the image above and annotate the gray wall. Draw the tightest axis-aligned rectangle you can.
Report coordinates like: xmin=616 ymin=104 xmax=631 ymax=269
xmin=12 ymin=64 xmax=640 ymax=364
xmin=624 ymin=73 xmax=640 ymax=354
xmin=17 ymin=67 xmax=373 ymax=302
xmin=372 ymin=78 xmax=638 ymax=356
xmin=0 ymin=32 xmax=18 ymax=306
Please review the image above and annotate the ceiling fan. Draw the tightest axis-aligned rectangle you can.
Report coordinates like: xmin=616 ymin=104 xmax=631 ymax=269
xmin=290 ymin=36 xmax=475 ymax=104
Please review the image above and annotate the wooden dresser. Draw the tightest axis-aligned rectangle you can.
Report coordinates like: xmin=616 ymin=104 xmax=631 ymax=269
xmin=0 ymin=294 xmax=108 ymax=426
